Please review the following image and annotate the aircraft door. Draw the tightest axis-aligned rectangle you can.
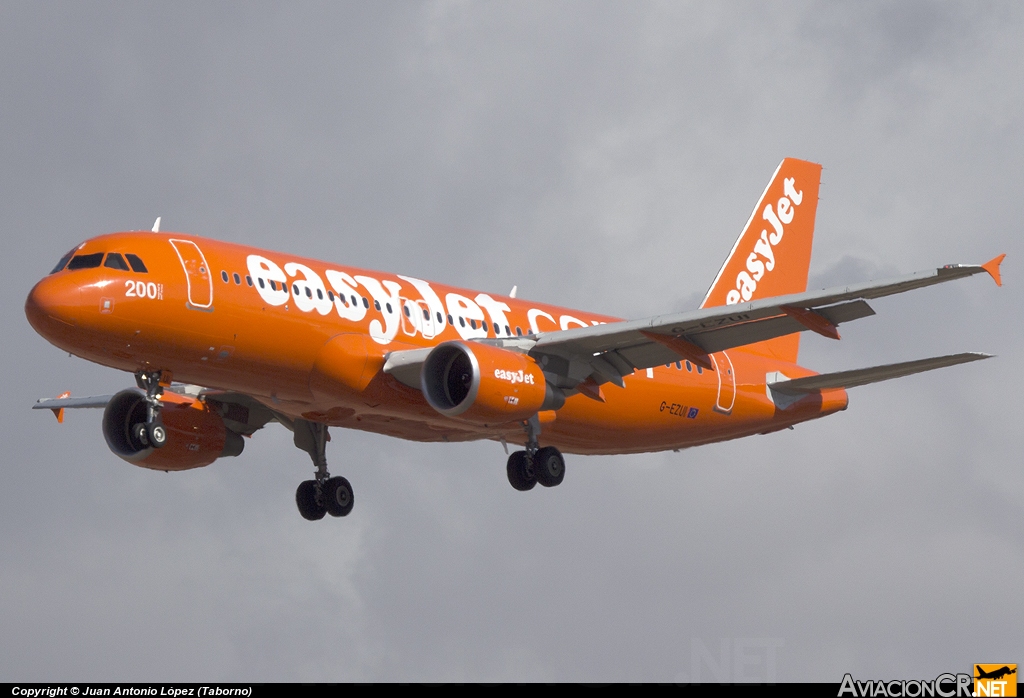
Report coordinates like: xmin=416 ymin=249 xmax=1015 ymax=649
xmin=169 ymin=239 xmax=213 ymax=310
xmin=711 ymin=351 xmax=736 ymax=414
xmin=417 ymin=300 xmax=437 ymax=338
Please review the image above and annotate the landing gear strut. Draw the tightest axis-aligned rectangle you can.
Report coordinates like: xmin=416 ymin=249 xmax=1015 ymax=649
xmin=293 ymin=418 xmax=353 ymax=521
xmin=506 ymin=414 xmax=566 ymax=491
xmin=132 ymin=370 xmax=169 ymax=449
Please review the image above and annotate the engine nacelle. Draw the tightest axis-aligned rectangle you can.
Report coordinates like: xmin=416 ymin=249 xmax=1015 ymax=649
xmin=102 ymin=389 xmax=244 ymax=471
xmin=421 ymin=341 xmax=564 ymax=425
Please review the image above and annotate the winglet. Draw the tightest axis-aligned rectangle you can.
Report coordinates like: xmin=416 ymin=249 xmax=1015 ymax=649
xmin=152 ymin=217 xmax=161 ymax=233
xmin=981 ymin=253 xmax=1005 ymax=287
xmin=51 ymin=390 xmax=71 ymax=423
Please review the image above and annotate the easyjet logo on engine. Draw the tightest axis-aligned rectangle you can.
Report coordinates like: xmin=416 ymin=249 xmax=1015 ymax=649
xmin=494 ymin=368 xmax=535 ymax=385
xmin=725 ymin=177 xmax=803 ymax=305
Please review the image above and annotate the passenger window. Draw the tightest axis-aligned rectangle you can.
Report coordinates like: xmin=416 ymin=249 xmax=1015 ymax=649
xmin=515 ymin=327 xmax=523 ymax=336
xmin=685 ymin=361 xmax=692 ymax=372
xmin=675 ymin=361 xmax=682 ymax=370
xmin=386 ymin=303 xmax=392 ymax=313
xmin=362 ymin=297 xmax=369 ymax=308
xmin=125 ymin=254 xmax=148 ymax=273
xmin=505 ymin=325 xmax=511 ymax=336
xmin=233 ymin=273 xmax=241 ymax=285
xmin=447 ymin=314 xmax=454 ymax=325
xmin=470 ymin=319 xmax=477 ymax=330
xmin=436 ymin=312 xmax=443 ymax=323
xmin=259 ymin=278 xmax=266 ymax=289
xmin=404 ymin=305 xmax=411 ymax=317
xmin=697 ymin=366 xmax=703 ymax=374
xmin=50 ymin=249 xmax=76 ymax=274
xmin=305 ymin=287 xmax=312 ymax=299
xmin=374 ymin=300 xmax=381 ymax=311
xmin=459 ymin=317 xmax=465 ymax=327
xmin=246 ymin=275 xmax=253 ymax=287
xmin=103 ymin=253 xmax=130 ymax=271
xmin=67 ymin=253 xmax=104 ymax=270
xmin=269 ymin=280 xmax=277 ymax=291
xmin=327 ymin=290 xmax=333 ymax=301
xmin=221 ymin=271 xmax=229 ymax=283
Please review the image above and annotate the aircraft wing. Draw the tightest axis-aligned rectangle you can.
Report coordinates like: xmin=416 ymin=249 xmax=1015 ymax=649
xmin=767 ymin=352 xmax=991 ymax=396
xmin=33 ymin=395 xmax=114 ymax=410
xmin=33 ymin=386 xmax=281 ymax=436
xmin=526 ymin=257 xmax=1003 ymax=388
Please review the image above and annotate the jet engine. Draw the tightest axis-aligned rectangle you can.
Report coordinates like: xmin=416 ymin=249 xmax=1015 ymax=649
xmin=421 ymin=341 xmax=564 ymax=425
xmin=102 ymin=389 xmax=245 ymax=471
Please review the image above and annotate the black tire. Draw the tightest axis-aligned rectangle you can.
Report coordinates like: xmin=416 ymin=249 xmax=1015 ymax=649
xmin=295 ymin=480 xmax=326 ymax=521
xmin=534 ymin=446 xmax=565 ymax=487
xmin=506 ymin=451 xmax=537 ymax=491
xmin=146 ymin=422 xmax=167 ymax=449
xmin=131 ymin=422 xmax=149 ymax=450
xmin=324 ymin=476 xmax=354 ymax=517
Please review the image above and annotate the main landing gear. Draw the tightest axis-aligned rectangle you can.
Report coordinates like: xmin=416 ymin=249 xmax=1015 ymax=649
xmin=506 ymin=414 xmax=566 ymax=491
xmin=293 ymin=418 xmax=353 ymax=521
xmin=131 ymin=370 xmax=169 ymax=450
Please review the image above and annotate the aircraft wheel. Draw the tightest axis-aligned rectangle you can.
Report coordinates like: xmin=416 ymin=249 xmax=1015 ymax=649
xmin=324 ymin=476 xmax=354 ymax=517
xmin=506 ymin=451 xmax=537 ymax=491
xmin=146 ymin=422 xmax=167 ymax=449
xmin=296 ymin=480 xmax=326 ymax=521
xmin=131 ymin=422 xmax=150 ymax=450
xmin=534 ymin=446 xmax=565 ymax=487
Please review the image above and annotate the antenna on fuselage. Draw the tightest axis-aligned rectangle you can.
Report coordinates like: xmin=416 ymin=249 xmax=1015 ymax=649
xmin=509 ymin=285 xmax=517 ymax=298
xmin=152 ymin=217 xmax=161 ymax=233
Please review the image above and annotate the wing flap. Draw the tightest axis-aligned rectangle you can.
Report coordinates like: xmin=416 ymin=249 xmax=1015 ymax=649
xmin=768 ymin=352 xmax=991 ymax=395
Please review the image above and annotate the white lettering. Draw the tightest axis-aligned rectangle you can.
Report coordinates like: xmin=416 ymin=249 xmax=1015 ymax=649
xmin=247 ymin=254 xmax=289 ymax=306
xmin=527 ymin=308 xmax=556 ymax=334
xmin=745 ymin=253 xmax=765 ymax=281
xmin=475 ymin=293 xmax=512 ymax=336
xmin=284 ymin=262 xmax=332 ymax=316
xmin=445 ymin=293 xmax=486 ymax=340
xmin=763 ymin=204 xmax=784 ymax=245
xmin=783 ymin=177 xmax=803 ymax=205
xmin=400 ymin=275 xmax=445 ymax=339
xmin=325 ymin=269 xmax=368 ymax=321
xmin=356 ymin=275 xmax=403 ymax=345
xmin=777 ymin=196 xmax=794 ymax=225
xmin=753 ymin=230 xmax=776 ymax=271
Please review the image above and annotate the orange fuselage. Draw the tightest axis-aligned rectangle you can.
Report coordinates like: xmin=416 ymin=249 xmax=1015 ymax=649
xmin=26 ymin=232 xmax=847 ymax=455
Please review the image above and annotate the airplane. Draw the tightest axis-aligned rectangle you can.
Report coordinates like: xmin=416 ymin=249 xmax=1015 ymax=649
xmin=976 ymin=666 xmax=1016 ymax=681
xmin=25 ymin=158 xmax=1005 ymax=521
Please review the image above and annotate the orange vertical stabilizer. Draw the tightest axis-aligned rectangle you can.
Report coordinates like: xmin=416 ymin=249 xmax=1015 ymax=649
xmin=700 ymin=158 xmax=823 ymax=363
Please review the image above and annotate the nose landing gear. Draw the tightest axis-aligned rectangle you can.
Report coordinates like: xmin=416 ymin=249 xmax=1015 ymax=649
xmin=293 ymin=418 xmax=354 ymax=521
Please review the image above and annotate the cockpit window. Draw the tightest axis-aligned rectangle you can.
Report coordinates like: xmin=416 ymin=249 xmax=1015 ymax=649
xmin=125 ymin=254 xmax=148 ymax=273
xmin=50 ymin=249 xmax=76 ymax=274
xmin=104 ymin=253 xmax=131 ymax=271
xmin=66 ymin=252 xmax=104 ymax=270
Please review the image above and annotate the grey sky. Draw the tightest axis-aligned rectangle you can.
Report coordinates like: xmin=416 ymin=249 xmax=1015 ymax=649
xmin=2 ymin=1 xmax=1021 ymax=682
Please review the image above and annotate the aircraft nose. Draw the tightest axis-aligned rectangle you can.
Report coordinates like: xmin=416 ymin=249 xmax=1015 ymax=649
xmin=25 ymin=274 xmax=81 ymax=337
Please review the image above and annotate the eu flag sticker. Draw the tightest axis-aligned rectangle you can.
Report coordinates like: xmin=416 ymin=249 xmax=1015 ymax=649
xmin=687 ymin=407 xmax=699 ymax=419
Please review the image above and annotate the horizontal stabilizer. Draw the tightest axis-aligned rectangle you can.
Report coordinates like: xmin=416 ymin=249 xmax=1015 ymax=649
xmin=769 ymin=352 xmax=991 ymax=395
